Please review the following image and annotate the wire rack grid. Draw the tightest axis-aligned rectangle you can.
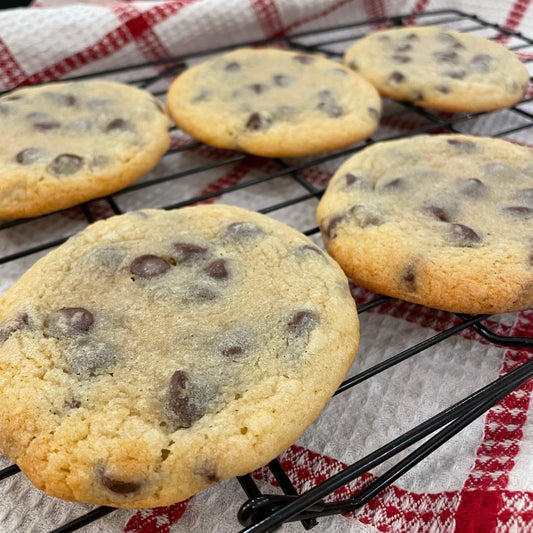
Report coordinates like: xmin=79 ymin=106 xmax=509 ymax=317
xmin=0 ymin=8 xmax=533 ymax=533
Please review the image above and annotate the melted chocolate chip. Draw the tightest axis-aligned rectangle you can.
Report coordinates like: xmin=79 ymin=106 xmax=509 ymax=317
xmin=433 ymin=51 xmax=459 ymax=63
xmin=194 ymin=460 xmax=220 ymax=483
xmin=224 ymin=61 xmax=241 ymax=72
xmin=436 ymin=32 xmax=463 ymax=47
xmin=203 ymin=259 xmax=228 ymax=280
xmin=217 ymin=325 xmax=252 ymax=359
xmin=395 ymin=43 xmax=412 ymax=52
xmin=275 ymin=105 xmax=298 ymax=118
xmin=47 ymin=154 xmax=83 ymax=176
xmin=421 ymin=205 xmax=450 ymax=222
xmin=90 ymin=246 xmax=126 ymax=272
xmin=44 ymin=308 xmax=94 ymax=338
xmin=27 ymin=112 xmax=61 ymax=131
xmin=224 ymin=222 xmax=265 ymax=242
xmin=185 ymin=284 xmax=218 ymax=302
xmin=392 ymin=54 xmax=412 ymax=63
xmin=349 ymin=204 xmax=387 ymax=228
xmin=43 ymin=92 xmax=76 ymax=106
xmin=400 ymin=264 xmax=417 ymax=292
xmin=321 ymin=213 xmax=345 ymax=240
xmin=296 ymin=244 xmax=323 ymax=257
xmin=502 ymin=206 xmax=533 ymax=218
xmin=405 ymin=33 xmax=419 ymax=41
xmin=249 ymin=83 xmax=267 ymax=94
xmin=389 ymin=71 xmax=406 ymax=83
xmin=518 ymin=188 xmax=533 ymax=205
xmin=381 ymin=177 xmax=406 ymax=191
xmin=193 ymin=89 xmax=210 ymax=103
xmin=173 ymin=242 xmax=208 ymax=263
xmin=443 ymin=69 xmax=466 ymax=80
xmin=167 ymin=370 xmax=203 ymax=428
xmin=367 ymin=107 xmax=380 ymax=121
xmin=317 ymin=100 xmax=343 ymax=118
xmin=345 ymin=173 xmax=368 ymax=188
xmin=106 ymin=118 xmax=131 ymax=132
xmin=447 ymin=138 xmax=477 ymax=153
xmin=435 ymin=85 xmax=451 ymax=94
xmin=96 ymin=466 xmax=142 ymax=494
xmin=246 ymin=112 xmax=269 ymax=130
xmin=0 ymin=313 xmax=29 ymax=345
xmin=130 ymin=255 xmax=170 ymax=279
xmin=331 ymin=68 xmax=349 ymax=76
xmin=90 ymin=154 xmax=108 ymax=169
xmin=457 ymin=178 xmax=487 ymax=198
xmin=348 ymin=59 xmax=358 ymax=71
xmin=293 ymin=54 xmax=314 ymax=64
xmin=448 ymin=223 xmax=482 ymax=246
xmin=288 ymin=310 xmax=319 ymax=337
xmin=67 ymin=338 xmax=116 ymax=377
xmin=87 ymin=98 xmax=109 ymax=109
xmin=67 ymin=118 xmax=93 ymax=134
xmin=483 ymin=162 xmax=516 ymax=179
xmin=16 ymin=147 xmax=45 ymax=165
xmin=470 ymin=54 xmax=492 ymax=73
xmin=273 ymin=74 xmax=291 ymax=87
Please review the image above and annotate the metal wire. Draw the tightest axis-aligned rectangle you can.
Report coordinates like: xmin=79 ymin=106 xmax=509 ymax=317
xmin=0 ymin=8 xmax=532 ymax=533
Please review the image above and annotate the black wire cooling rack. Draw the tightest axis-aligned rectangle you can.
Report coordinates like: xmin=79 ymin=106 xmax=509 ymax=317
xmin=1 ymin=8 xmax=533 ymax=533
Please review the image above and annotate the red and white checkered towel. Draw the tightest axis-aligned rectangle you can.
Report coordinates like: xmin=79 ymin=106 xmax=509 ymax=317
xmin=0 ymin=1 xmax=532 ymax=532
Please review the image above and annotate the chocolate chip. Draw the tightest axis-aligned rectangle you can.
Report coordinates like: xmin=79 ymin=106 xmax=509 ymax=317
xmin=0 ymin=313 xmax=29 ymax=345
xmin=90 ymin=154 xmax=108 ymax=169
xmin=288 ymin=310 xmax=318 ymax=337
xmin=47 ymin=154 xmax=83 ymax=176
xmin=367 ymin=107 xmax=380 ymax=121
xmin=185 ymin=284 xmax=218 ymax=302
xmin=193 ymin=89 xmax=210 ymax=102
xmin=392 ymin=54 xmax=412 ymax=63
xmin=64 ymin=398 xmax=81 ymax=409
xmin=273 ymin=74 xmax=291 ymax=87
xmin=447 ymin=223 xmax=482 ymax=246
xmin=43 ymin=91 xmax=76 ymax=106
xmin=293 ymin=54 xmax=314 ymax=64
xmin=106 ymin=118 xmax=131 ymax=132
xmin=317 ymin=100 xmax=343 ymax=118
xmin=67 ymin=118 xmax=93 ymax=134
xmin=67 ymin=338 xmax=116 ymax=377
xmin=173 ymin=242 xmax=208 ymax=263
xmin=405 ymin=33 xmax=419 ymax=41
xmin=435 ymin=85 xmax=451 ymax=94
xmin=246 ymin=112 xmax=270 ymax=130
xmin=483 ymin=162 xmax=516 ymax=180
xmin=381 ymin=177 xmax=406 ymax=191
xmin=130 ymin=255 xmax=170 ymax=279
xmin=44 ymin=307 xmax=94 ymax=338
xmin=395 ymin=43 xmax=412 ymax=52
xmin=517 ymin=188 xmax=533 ymax=205
xmin=457 ymin=178 xmax=487 ymax=198
xmin=348 ymin=60 xmax=358 ymax=71
xmin=321 ymin=213 xmax=345 ymax=240
xmin=275 ymin=105 xmax=298 ymax=119
xmin=296 ymin=244 xmax=323 ymax=257
xmin=16 ymin=147 xmax=45 ymax=165
xmin=345 ymin=173 xmax=368 ymax=188
xmin=203 ymin=259 xmax=228 ymax=280
xmin=224 ymin=61 xmax=241 ymax=71
xmin=433 ymin=51 xmax=459 ymax=63
xmin=167 ymin=370 xmax=203 ymax=428
xmin=89 ymin=246 xmax=126 ymax=272
xmin=389 ymin=71 xmax=406 ymax=83
xmin=216 ymin=325 xmax=252 ymax=359
xmin=0 ymin=104 xmax=10 ymax=116
xmin=224 ymin=221 xmax=265 ymax=242
xmin=421 ymin=205 xmax=450 ymax=222
xmin=249 ymin=83 xmax=267 ymax=94
xmin=400 ymin=264 xmax=417 ymax=292
xmin=87 ymin=98 xmax=110 ymax=109
xmin=331 ymin=68 xmax=349 ymax=76
xmin=349 ymin=204 xmax=387 ymax=228
xmin=96 ymin=466 xmax=142 ymax=494
xmin=502 ymin=206 xmax=533 ymax=218
xmin=447 ymin=138 xmax=477 ymax=152
xmin=436 ymin=32 xmax=463 ymax=47
xmin=470 ymin=54 xmax=492 ymax=73
xmin=378 ymin=34 xmax=392 ymax=41
xmin=27 ymin=112 xmax=61 ymax=131
xmin=194 ymin=460 xmax=220 ymax=483
xmin=443 ymin=69 xmax=466 ymax=80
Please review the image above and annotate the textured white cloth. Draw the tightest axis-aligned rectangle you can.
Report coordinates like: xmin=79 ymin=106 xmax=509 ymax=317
xmin=0 ymin=1 xmax=532 ymax=532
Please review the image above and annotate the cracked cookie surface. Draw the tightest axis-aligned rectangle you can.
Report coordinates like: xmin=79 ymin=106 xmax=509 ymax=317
xmin=344 ymin=26 xmax=529 ymax=112
xmin=166 ymin=48 xmax=381 ymax=157
xmin=0 ymin=80 xmax=170 ymax=219
xmin=317 ymin=134 xmax=533 ymax=313
xmin=0 ymin=204 xmax=358 ymax=508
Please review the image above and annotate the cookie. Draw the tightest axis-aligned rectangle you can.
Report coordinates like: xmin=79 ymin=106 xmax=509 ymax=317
xmin=317 ymin=134 xmax=533 ymax=314
xmin=0 ymin=80 xmax=170 ymax=219
xmin=0 ymin=204 xmax=358 ymax=508
xmin=166 ymin=48 xmax=381 ymax=157
xmin=344 ymin=26 xmax=530 ymax=112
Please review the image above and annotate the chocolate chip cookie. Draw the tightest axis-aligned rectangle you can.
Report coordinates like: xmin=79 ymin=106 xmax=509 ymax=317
xmin=0 ymin=204 xmax=358 ymax=508
xmin=166 ymin=48 xmax=381 ymax=157
xmin=317 ymin=134 xmax=533 ymax=314
xmin=0 ymin=80 xmax=170 ymax=219
xmin=344 ymin=26 xmax=530 ymax=112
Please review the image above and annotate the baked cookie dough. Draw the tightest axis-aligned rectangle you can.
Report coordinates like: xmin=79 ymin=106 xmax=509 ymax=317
xmin=0 ymin=204 xmax=358 ymax=508
xmin=166 ymin=48 xmax=381 ymax=157
xmin=317 ymin=134 xmax=533 ymax=314
xmin=0 ymin=80 xmax=170 ymax=219
xmin=344 ymin=26 xmax=530 ymax=112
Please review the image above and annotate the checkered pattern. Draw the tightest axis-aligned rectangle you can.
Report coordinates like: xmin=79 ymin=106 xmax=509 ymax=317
xmin=0 ymin=1 xmax=532 ymax=532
